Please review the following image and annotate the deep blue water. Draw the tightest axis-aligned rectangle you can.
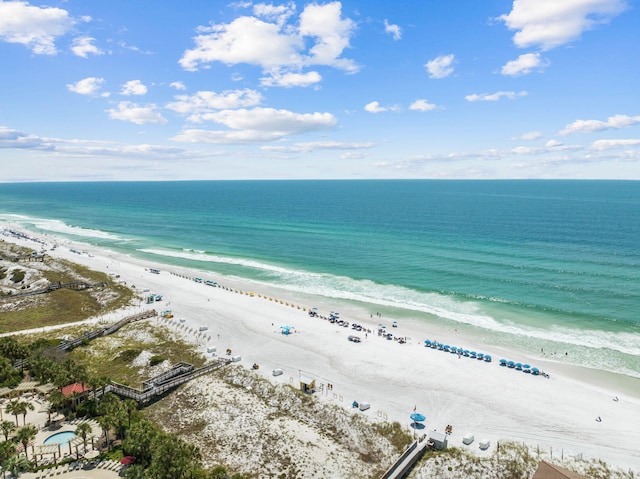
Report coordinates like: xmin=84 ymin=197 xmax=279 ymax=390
xmin=1 ymin=180 xmax=639 ymax=377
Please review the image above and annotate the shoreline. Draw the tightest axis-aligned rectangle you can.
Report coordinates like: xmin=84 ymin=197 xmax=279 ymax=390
xmin=2 ymin=226 xmax=640 ymax=472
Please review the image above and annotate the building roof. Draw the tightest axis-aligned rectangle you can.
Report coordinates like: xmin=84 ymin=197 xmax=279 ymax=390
xmin=532 ymin=461 xmax=590 ymax=479
xmin=60 ymin=382 xmax=90 ymax=396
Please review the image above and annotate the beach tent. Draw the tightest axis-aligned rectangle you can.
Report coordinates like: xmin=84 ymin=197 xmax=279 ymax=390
xmin=532 ymin=460 xmax=590 ymax=478
xmin=462 ymin=433 xmax=474 ymax=445
xmin=479 ymin=439 xmax=490 ymax=450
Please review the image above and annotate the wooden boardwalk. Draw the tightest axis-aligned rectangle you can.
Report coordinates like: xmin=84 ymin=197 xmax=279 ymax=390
xmin=380 ymin=436 xmax=429 ymax=479
xmin=0 ymin=281 xmax=107 ymax=302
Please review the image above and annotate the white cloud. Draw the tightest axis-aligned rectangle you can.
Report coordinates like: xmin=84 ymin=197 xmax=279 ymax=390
xmin=499 ymin=0 xmax=627 ymax=50
xmin=253 ymin=1 xmax=296 ymax=25
xmin=590 ymin=138 xmax=640 ymax=150
xmin=71 ymin=36 xmax=103 ymax=58
xmin=425 ymin=54 xmax=455 ymax=79
xmin=384 ymin=19 xmax=402 ymax=40
xmin=546 ymin=139 xmax=563 ymax=147
xmin=170 ymin=81 xmax=187 ymax=91
xmin=166 ymin=89 xmax=263 ymax=122
xmin=179 ymin=2 xmax=357 ymax=83
xmin=107 ymin=102 xmax=167 ymax=125
xmin=260 ymin=71 xmax=322 ymax=88
xmin=519 ymin=131 xmax=543 ymax=140
xmin=364 ymin=101 xmax=392 ymax=113
xmin=0 ymin=1 xmax=74 ymax=54
xmin=409 ymin=99 xmax=437 ymax=111
xmin=67 ymin=77 xmax=107 ymax=96
xmin=171 ymin=107 xmax=336 ymax=144
xmin=501 ymin=53 xmax=547 ymax=76
xmin=261 ymin=140 xmax=374 ymax=153
xmin=465 ymin=91 xmax=528 ymax=102
xmin=0 ymin=126 xmax=45 ymax=149
xmin=559 ymin=114 xmax=640 ymax=135
xmin=121 ymin=80 xmax=148 ymax=96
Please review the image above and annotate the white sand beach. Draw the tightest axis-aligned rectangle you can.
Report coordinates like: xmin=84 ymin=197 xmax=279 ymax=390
xmin=3 ymin=228 xmax=640 ymax=473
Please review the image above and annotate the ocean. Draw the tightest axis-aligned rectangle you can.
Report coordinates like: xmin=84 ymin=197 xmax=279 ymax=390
xmin=1 ymin=180 xmax=639 ymax=379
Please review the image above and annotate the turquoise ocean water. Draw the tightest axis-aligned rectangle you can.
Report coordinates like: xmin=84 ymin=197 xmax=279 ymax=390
xmin=1 ymin=180 xmax=639 ymax=378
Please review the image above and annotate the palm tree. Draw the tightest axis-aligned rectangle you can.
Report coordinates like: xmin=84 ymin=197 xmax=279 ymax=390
xmin=4 ymin=402 xmax=21 ymax=428
xmin=0 ymin=421 xmax=15 ymax=441
xmin=19 ymin=402 xmax=33 ymax=426
xmin=48 ymin=390 xmax=65 ymax=415
xmin=0 ymin=440 xmax=17 ymax=479
xmin=3 ymin=454 xmax=30 ymax=478
xmin=96 ymin=415 xmax=115 ymax=452
xmin=15 ymin=425 xmax=36 ymax=461
xmin=123 ymin=399 xmax=138 ymax=429
xmin=75 ymin=422 xmax=92 ymax=452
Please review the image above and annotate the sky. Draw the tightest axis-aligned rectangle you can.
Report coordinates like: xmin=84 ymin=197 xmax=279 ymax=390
xmin=0 ymin=0 xmax=639 ymax=182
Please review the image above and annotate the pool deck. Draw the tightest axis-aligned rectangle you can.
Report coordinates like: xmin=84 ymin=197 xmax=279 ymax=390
xmin=19 ymin=459 xmax=124 ymax=478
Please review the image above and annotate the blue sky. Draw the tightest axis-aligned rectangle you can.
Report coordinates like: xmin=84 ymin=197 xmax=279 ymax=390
xmin=1 ymin=0 xmax=639 ymax=181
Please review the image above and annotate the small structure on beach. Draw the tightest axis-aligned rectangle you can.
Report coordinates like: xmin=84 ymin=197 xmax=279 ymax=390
xmin=299 ymin=375 xmax=316 ymax=394
xmin=532 ymin=460 xmax=590 ymax=479
xmin=427 ymin=430 xmax=448 ymax=450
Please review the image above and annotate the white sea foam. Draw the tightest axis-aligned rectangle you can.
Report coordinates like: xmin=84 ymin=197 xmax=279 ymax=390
xmin=139 ymin=246 xmax=640 ymax=362
xmin=0 ymin=214 xmax=121 ymax=240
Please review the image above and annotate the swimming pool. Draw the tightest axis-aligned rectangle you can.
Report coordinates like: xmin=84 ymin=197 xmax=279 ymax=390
xmin=43 ymin=431 xmax=77 ymax=445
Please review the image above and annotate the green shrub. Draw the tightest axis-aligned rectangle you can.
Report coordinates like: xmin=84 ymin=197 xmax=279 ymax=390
xmin=149 ymin=355 xmax=166 ymax=366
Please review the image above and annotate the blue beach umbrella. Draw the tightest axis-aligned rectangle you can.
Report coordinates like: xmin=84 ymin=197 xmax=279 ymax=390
xmin=477 ymin=353 xmax=484 ymax=359
xmin=464 ymin=350 xmax=470 ymax=356
xmin=531 ymin=367 xmax=540 ymax=375
xmin=515 ymin=363 xmax=523 ymax=370
xmin=425 ymin=340 xmax=432 ymax=345
xmin=457 ymin=348 xmax=464 ymax=353
xmin=484 ymin=355 xmax=492 ymax=362
xmin=470 ymin=351 xmax=477 ymax=358
xmin=410 ymin=413 xmax=426 ymax=422
xmin=507 ymin=361 xmax=515 ymax=367
xmin=499 ymin=359 xmax=507 ymax=365
xmin=410 ymin=422 xmax=426 ymax=430
xmin=522 ymin=364 xmax=531 ymax=369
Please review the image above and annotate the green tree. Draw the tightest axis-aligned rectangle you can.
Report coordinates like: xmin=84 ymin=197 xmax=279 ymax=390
xmin=48 ymin=390 xmax=65 ymax=414
xmin=96 ymin=414 xmax=115 ymax=452
xmin=75 ymin=422 xmax=92 ymax=451
xmin=15 ymin=425 xmax=36 ymax=460
xmin=122 ymin=419 xmax=157 ymax=466
xmin=0 ymin=421 xmax=15 ymax=441
xmin=146 ymin=434 xmax=204 ymax=479
xmin=123 ymin=399 xmax=139 ymax=429
xmin=3 ymin=454 xmax=30 ymax=478
xmin=18 ymin=402 xmax=34 ymax=426
xmin=4 ymin=402 xmax=21 ymax=428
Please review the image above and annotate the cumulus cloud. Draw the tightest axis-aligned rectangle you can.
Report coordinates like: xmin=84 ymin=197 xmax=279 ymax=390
xmin=121 ymin=80 xmax=148 ymax=96
xmin=166 ymin=89 xmax=263 ymax=122
xmin=465 ymin=91 xmax=528 ymax=102
xmin=0 ymin=126 xmax=46 ymax=149
xmin=501 ymin=53 xmax=547 ymax=76
xmin=179 ymin=2 xmax=357 ymax=85
xmin=498 ymin=0 xmax=627 ymax=50
xmin=590 ymin=138 xmax=640 ymax=150
xmin=107 ymin=102 xmax=167 ymax=125
xmin=559 ymin=114 xmax=640 ymax=135
xmin=425 ymin=54 xmax=455 ymax=79
xmin=364 ymin=101 xmax=384 ymax=113
xmin=519 ymin=131 xmax=543 ymax=140
xmin=260 ymin=71 xmax=322 ymax=88
xmin=67 ymin=77 xmax=107 ymax=96
xmin=71 ymin=36 xmax=102 ymax=58
xmin=170 ymin=81 xmax=187 ymax=90
xmin=0 ymin=1 xmax=74 ymax=54
xmin=171 ymin=107 xmax=336 ymax=144
xmin=253 ymin=1 xmax=296 ymax=25
xmin=409 ymin=99 xmax=437 ymax=112
xmin=384 ymin=19 xmax=402 ymax=40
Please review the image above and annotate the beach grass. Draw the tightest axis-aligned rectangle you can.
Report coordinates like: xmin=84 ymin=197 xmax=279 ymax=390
xmin=0 ymin=242 xmax=134 ymax=333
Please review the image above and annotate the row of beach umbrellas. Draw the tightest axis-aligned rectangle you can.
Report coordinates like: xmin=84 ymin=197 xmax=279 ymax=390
xmin=498 ymin=359 xmax=540 ymax=374
xmin=424 ymin=340 xmax=492 ymax=362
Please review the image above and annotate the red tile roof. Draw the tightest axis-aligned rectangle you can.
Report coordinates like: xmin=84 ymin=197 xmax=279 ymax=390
xmin=60 ymin=382 xmax=90 ymax=396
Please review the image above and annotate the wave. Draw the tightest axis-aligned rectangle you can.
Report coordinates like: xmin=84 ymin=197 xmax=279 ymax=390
xmin=0 ymin=214 xmax=122 ymax=241
xmin=140 ymin=247 xmax=640 ymax=359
